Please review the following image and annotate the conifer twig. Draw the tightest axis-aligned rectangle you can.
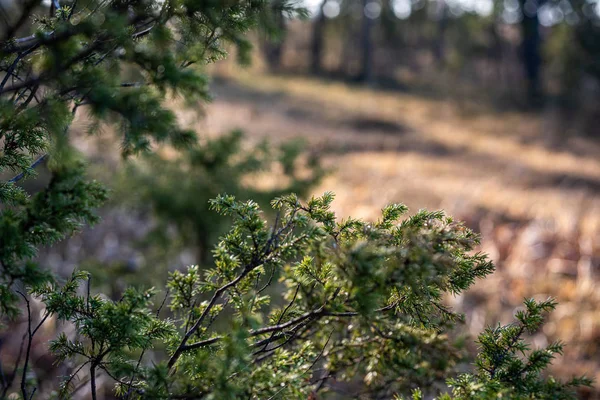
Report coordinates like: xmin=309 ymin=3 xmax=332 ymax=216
xmin=7 ymin=154 xmax=48 ymax=184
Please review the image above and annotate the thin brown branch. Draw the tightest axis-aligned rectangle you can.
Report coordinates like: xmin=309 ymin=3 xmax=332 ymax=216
xmin=256 ymin=284 xmax=300 ymax=353
xmin=1 ymin=330 xmax=26 ymax=398
xmin=167 ymin=271 xmax=248 ymax=370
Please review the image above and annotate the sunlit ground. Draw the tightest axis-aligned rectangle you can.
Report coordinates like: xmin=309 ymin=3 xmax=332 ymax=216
xmin=198 ymin=70 xmax=600 ymax=232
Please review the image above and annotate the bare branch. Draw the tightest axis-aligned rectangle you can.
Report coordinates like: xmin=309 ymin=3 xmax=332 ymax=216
xmin=16 ymin=291 xmax=49 ymax=400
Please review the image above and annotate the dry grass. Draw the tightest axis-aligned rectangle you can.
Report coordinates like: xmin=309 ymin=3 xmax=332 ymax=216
xmin=196 ymin=69 xmax=600 ymax=391
xmin=198 ymin=71 xmax=600 ymax=233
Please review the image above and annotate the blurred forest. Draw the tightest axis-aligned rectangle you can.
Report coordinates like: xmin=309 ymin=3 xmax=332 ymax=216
xmin=1 ymin=0 xmax=600 ymax=397
xmin=224 ymin=0 xmax=600 ymax=391
xmin=267 ymin=0 xmax=600 ymax=112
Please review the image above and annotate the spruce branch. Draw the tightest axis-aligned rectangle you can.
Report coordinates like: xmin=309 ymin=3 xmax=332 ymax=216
xmin=7 ymin=154 xmax=48 ymax=184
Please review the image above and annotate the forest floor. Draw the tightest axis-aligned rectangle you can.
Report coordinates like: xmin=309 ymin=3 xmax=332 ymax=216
xmin=189 ymin=70 xmax=600 ymax=391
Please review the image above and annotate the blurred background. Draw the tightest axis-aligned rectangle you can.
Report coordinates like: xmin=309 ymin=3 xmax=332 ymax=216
xmin=209 ymin=1 xmax=600 ymax=391
xmin=3 ymin=0 xmax=600 ymax=396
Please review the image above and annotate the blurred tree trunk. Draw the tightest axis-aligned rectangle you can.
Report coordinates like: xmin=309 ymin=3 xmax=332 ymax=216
xmin=359 ymin=0 xmax=374 ymax=83
xmin=340 ymin=22 xmax=356 ymax=78
xmin=519 ymin=0 xmax=545 ymax=106
xmin=311 ymin=0 xmax=327 ymax=75
xmin=433 ymin=0 xmax=448 ymax=66
xmin=489 ymin=22 xmax=505 ymax=87
xmin=263 ymin=3 xmax=287 ymax=72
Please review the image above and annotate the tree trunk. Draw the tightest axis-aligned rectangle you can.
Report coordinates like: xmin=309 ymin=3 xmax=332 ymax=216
xmin=263 ymin=4 xmax=287 ymax=72
xmin=519 ymin=0 xmax=544 ymax=106
xmin=359 ymin=0 xmax=374 ymax=83
xmin=311 ymin=0 xmax=327 ymax=75
xmin=433 ymin=0 xmax=448 ymax=66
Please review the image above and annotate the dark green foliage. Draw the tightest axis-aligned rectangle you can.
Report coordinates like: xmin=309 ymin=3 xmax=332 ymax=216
xmin=161 ymin=192 xmax=491 ymax=398
xmin=34 ymin=271 xmax=175 ymax=398
xmin=0 ymin=0 xmax=306 ymax=202
xmin=0 ymin=0 xmax=303 ymax=315
xmin=438 ymin=298 xmax=593 ymax=399
xmin=0 ymin=162 xmax=107 ymax=318
xmin=40 ymin=192 xmax=495 ymax=398
xmin=24 ymin=193 xmax=589 ymax=399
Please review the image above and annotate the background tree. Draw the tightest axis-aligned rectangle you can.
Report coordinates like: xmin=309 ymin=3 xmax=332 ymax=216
xmin=311 ymin=0 xmax=328 ymax=74
xmin=262 ymin=0 xmax=292 ymax=71
xmin=360 ymin=0 xmax=376 ymax=83
xmin=519 ymin=0 xmax=545 ymax=106
xmin=119 ymin=130 xmax=324 ymax=267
